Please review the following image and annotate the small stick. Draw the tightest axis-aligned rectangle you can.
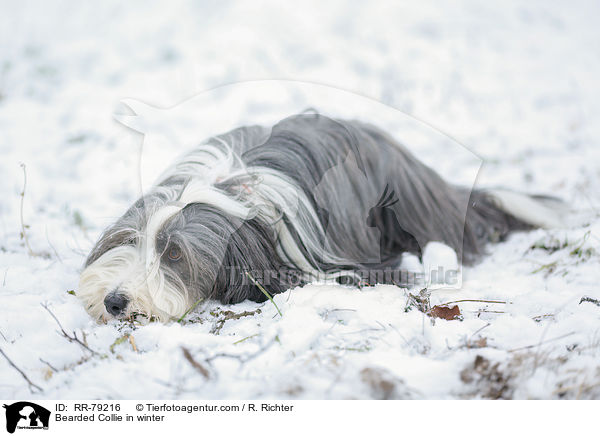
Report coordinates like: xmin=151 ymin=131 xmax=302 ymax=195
xmin=246 ymin=272 xmax=282 ymax=316
xmin=45 ymin=227 xmax=62 ymax=263
xmin=206 ymin=336 xmax=277 ymax=365
xmin=19 ymin=163 xmax=35 ymax=257
xmin=233 ymin=334 xmax=259 ymax=345
xmin=443 ymin=299 xmax=507 ymax=305
xmin=181 ymin=347 xmax=210 ymax=379
xmin=0 ymin=347 xmax=43 ymax=393
xmin=41 ymin=303 xmax=100 ymax=356
xmin=39 ymin=358 xmax=59 ymax=372
xmin=508 ymin=332 xmax=576 ymax=353
xmin=579 ymin=296 xmax=600 ymax=307
xmin=128 ymin=335 xmax=138 ymax=353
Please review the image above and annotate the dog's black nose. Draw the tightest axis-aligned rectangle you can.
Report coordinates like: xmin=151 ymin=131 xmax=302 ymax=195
xmin=104 ymin=293 xmax=129 ymax=316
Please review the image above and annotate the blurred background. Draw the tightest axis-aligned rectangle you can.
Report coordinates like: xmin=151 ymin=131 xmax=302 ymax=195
xmin=1 ymin=0 xmax=599 ymax=233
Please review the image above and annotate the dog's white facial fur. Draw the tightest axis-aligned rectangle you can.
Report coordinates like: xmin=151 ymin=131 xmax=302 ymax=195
xmin=78 ymin=181 xmax=259 ymax=322
xmin=78 ymin=245 xmax=188 ymax=322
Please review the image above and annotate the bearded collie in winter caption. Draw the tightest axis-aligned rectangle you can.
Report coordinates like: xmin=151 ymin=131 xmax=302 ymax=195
xmin=79 ymin=113 xmax=569 ymax=322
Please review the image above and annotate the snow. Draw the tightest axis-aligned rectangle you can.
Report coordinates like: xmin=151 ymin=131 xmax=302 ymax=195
xmin=1 ymin=1 xmax=600 ymax=399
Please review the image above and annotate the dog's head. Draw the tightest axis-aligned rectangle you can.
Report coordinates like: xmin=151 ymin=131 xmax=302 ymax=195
xmin=79 ymin=177 xmax=280 ymax=322
xmin=78 ymin=167 xmax=311 ymax=322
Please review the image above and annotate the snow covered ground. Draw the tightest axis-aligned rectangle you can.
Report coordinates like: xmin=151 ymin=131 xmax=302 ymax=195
xmin=1 ymin=1 xmax=600 ymax=399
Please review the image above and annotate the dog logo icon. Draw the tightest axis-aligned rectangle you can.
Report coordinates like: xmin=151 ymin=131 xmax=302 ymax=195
xmin=2 ymin=402 xmax=50 ymax=433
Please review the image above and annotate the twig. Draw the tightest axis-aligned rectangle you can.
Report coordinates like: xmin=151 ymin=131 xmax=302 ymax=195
xmin=45 ymin=227 xmax=62 ymax=263
xmin=181 ymin=347 xmax=210 ymax=379
xmin=469 ymin=322 xmax=491 ymax=340
xmin=443 ymin=299 xmax=507 ymax=305
xmin=552 ymin=381 xmax=600 ymax=398
xmin=386 ymin=323 xmax=411 ymax=347
xmin=0 ymin=347 xmax=43 ymax=393
xmin=41 ymin=303 xmax=100 ymax=356
xmin=39 ymin=358 xmax=58 ymax=372
xmin=19 ymin=163 xmax=35 ymax=257
xmin=206 ymin=336 xmax=278 ymax=365
xmin=210 ymin=308 xmax=262 ymax=334
xmin=532 ymin=314 xmax=555 ymax=322
xmin=233 ymin=334 xmax=259 ymax=345
xmin=128 ymin=335 xmax=138 ymax=353
xmin=508 ymin=332 xmax=576 ymax=353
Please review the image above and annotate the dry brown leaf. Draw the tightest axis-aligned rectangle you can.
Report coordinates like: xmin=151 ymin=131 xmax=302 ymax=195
xmin=429 ymin=304 xmax=461 ymax=320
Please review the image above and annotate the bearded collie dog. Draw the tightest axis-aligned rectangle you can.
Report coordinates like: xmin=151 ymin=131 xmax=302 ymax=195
xmin=79 ymin=113 xmax=566 ymax=322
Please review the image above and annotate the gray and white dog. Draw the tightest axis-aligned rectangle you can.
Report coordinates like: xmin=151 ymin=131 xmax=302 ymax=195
xmin=79 ymin=113 xmax=565 ymax=322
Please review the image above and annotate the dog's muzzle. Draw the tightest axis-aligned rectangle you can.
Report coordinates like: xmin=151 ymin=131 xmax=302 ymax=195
xmin=104 ymin=292 xmax=129 ymax=316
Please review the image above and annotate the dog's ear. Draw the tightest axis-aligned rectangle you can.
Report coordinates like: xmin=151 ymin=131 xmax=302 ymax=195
xmin=84 ymin=198 xmax=143 ymax=267
xmin=210 ymin=217 xmax=304 ymax=305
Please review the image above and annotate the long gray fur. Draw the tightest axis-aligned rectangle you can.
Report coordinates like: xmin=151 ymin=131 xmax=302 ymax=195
xmin=84 ymin=113 xmax=534 ymax=310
